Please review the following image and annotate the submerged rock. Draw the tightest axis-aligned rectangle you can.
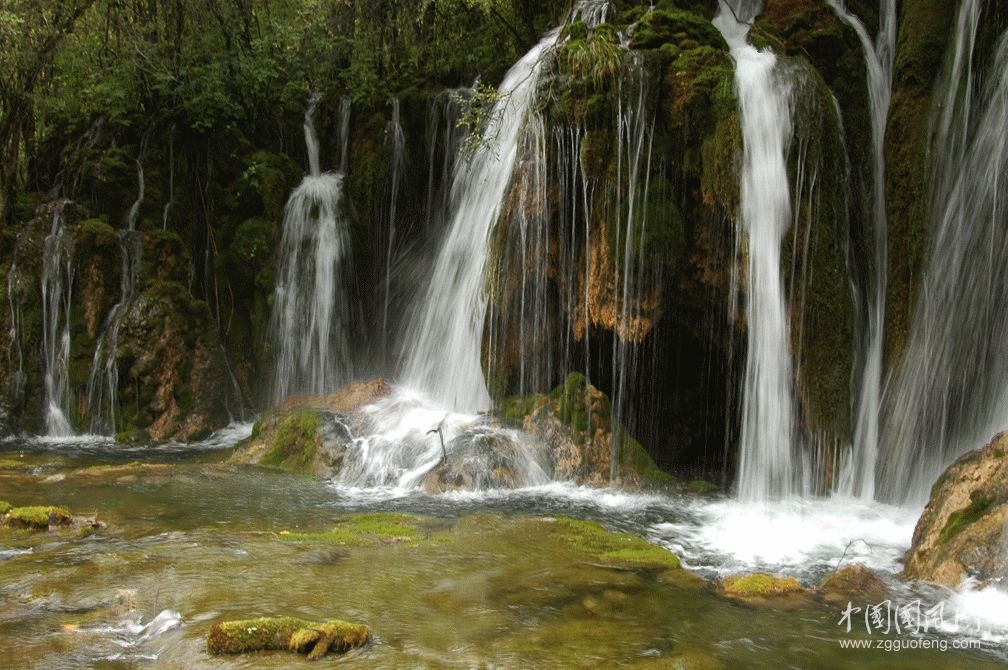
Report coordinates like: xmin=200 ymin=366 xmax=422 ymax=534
xmin=903 ymin=431 xmax=1008 ymax=588
xmin=206 ymin=616 xmax=370 ymax=660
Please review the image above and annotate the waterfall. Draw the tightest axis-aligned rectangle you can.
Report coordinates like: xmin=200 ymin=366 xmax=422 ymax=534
xmin=609 ymin=56 xmax=655 ymax=482
xmin=271 ymin=95 xmax=352 ymax=401
xmin=40 ymin=203 xmax=75 ymax=436
xmin=84 ymin=230 xmax=141 ymax=434
xmin=424 ymin=91 xmax=468 ymax=236
xmin=382 ymin=99 xmax=406 ymax=354
xmin=714 ymin=1 xmax=799 ymax=500
xmin=338 ymin=95 xmax=351 ymax=175
xmin=826 ymin=0 xmax=896 ymax=499
xmin=126 ymin=160 xmax=144 ymax=231
xmin=402 ymin=31 xmax=557 ymax=412
xmin=879 ymin=14 xmax=1008 ymax=504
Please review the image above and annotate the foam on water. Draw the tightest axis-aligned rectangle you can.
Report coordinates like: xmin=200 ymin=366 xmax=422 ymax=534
xmin=937 ymin=580 xmax=1008 ymax=647
xmin=650 ymin=496 xmax=919 ymax=579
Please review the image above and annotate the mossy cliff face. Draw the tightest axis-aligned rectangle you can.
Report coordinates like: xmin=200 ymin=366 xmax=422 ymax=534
xmin=0 ymin=205 xmax=229 ymax=440
xmin=485 ymin=2 xmax=742 ymax=476
xmin=903 ymin=431 xmax=1008 ymax=588
xmin=883 ymin=0 xmax=956 ymax=368
xmin=487 ymin=0 xmax=861 ymax=472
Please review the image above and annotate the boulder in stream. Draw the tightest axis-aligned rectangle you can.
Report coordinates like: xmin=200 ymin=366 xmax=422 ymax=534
xmin=903 ymin=431 xmax=1008 ymax=588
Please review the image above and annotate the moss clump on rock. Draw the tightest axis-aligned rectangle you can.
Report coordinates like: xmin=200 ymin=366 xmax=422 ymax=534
xmin=497 ymin=373 xmax=675 ymax=489
xmin=631 ymin=8 xmax=727 ymax=52
xmin=206 ymin=616 xmax=370 ymax=660
xmin=259 ymin=408 xmax=322 ymax=470
xmin=0 ymin=500 xmax=11 ymax=515
xmin=2 ymin=505 xmax=73 ymax=530
xmin=551 ymin=517 xmax=681 ymax=570
xmin=719 ymin=572 xmax=802 ymax=597
xmin=937 ymin=490 xmax=995 ymax=546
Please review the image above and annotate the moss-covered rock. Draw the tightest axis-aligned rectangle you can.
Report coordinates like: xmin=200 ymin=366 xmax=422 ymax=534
xmin=883 ymin=0 xmax=955 ymax=367
xmin=233 ymin=379 xmax=392 ymax=476
xmin=114 ymin=273 xmax=229 ymax=441
xmin=499 ymin=372 xmax=675 ymax=488
xmin=206 ymin=616 xmax=370 ymax=659
xmin=903 ymin=431 xmax=1008 ymax=588
xmin=718 ymin=573 xmax=805 ymax=607
xmin=2 ymin=505 xmax=72 ymax=530
xmin=631 ymin=8 xmax=727 ymax=52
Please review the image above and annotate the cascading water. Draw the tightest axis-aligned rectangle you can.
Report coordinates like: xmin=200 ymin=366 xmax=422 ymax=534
xmin=423 ymin=90 xmax=468 ymax=236
xmin=714 ymin=1 xmax=800 ymax=501
xmin=84 ymin=231 xmax=141 ymax=434
xmin=880 ymin=14 xmax=1008 ymax=504
xmin=329 ymin=390 xmax=550 ymax=492
xmin=85 ymin=159 xmax=145 ymax=434
xmin=382 ymin=99 xmax=405 ymax=354
xmin=40 ymin=203 xmax=75 ymax=436
xmin=271 ymin=95 xmax=352 ymax=401
xmin=402 ymin=31 xmax=557 ymax=412
xmin=826 ymin=0 xmax=896 ymax=499
xmin=609 ymin=57 xmax=656 ymax=482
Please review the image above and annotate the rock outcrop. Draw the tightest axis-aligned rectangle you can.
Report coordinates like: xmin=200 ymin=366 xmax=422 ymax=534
xmin=903 ymin=431 xmax=1008 ymax=588
xmin=500 ymin=372 xmax=675 ymax=488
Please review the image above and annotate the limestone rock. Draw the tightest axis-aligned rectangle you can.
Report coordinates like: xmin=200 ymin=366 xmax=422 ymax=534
xmin=902 ymin=431 xmax=1008 ymax=588
xmin=501 ymin=373 xmax=674 ymax=488
xmin=232 ymin=379 xmax=392 ymax=477
xmin=817 ymin=563 xmax=889 ymax=609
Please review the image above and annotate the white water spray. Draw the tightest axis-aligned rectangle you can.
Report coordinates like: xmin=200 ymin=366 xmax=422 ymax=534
xmin=271 ymin=95 xmax=352 ymax=401
xmin=402 ymin=32 xmax=557 ymax=411
xmin=40 ymin=204 xmax=75 ymax=436
xmin=880 ymin=18 xmax=1008 ymax=504
xmin=714 ymin=1 xmax=798 ymax=500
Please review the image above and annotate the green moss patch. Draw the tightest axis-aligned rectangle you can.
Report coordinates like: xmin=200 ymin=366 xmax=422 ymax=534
xmin=206 ymin=616 xmax=370 ymax=659
xmin=938 ymin=490 xmax=996 ymax=546
xmin=0 ymin=501 xmax=10 ymax=515
xmin=280 ymin=513 xmax=428 ymax=546
xmin=550 ymin=517 xmax=681 ymax=570
xmin=260 ymin=409 xmax=322 ymax=471
xmin=720 ymin=573 xmax=802 ymax=597
xmin=3 ymin=505 xmax=73 ymax=530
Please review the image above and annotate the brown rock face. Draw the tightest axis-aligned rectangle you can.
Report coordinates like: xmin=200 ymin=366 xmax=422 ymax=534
xmin=902 ymin=432 xmax=1008 ymax=588
xmin=818 ymin=563 xmax=889 ymax=609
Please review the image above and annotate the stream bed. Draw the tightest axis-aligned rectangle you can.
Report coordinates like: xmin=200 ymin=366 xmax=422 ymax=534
xmin=1 ymin=429 xmax=1006 ymax=669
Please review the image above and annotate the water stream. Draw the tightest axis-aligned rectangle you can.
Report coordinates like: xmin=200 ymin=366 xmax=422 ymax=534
xmin=879 ymin=12 xmax=1008 ymax=504
xmin=714 ymin=0 xmax=800 ymax=500
xmin=40 ymin=203 xmax=76 ymax=437
xmin=271 ymin=95 xmax=353 ymax=401
xmin=401 ymin=31 xmax=557 ymax=412
xmin=2 ymin=432 xmax=1006 ymax=668
xmin=826 ymin=0 xmax=896 ymax=500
